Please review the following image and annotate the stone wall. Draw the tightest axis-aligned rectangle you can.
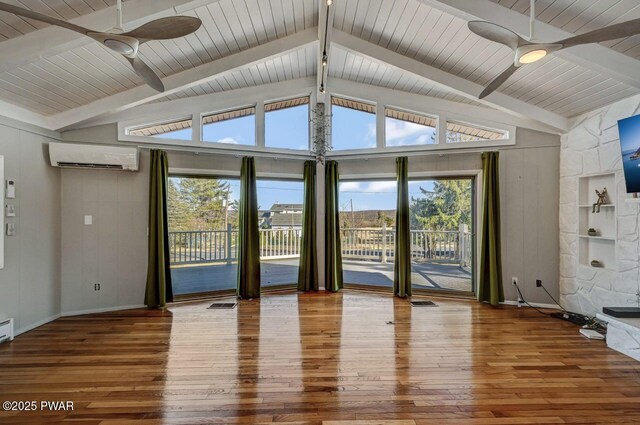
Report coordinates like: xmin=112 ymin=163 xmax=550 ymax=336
xmin=560 ymin=94 xmax=640 ymax=315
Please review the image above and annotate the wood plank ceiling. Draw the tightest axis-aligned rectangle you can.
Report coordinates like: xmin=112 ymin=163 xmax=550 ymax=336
xmin=0 ymin=0 xmax=117 ymax=41
xmin=0 ymin=0 xmax=638 ymax=124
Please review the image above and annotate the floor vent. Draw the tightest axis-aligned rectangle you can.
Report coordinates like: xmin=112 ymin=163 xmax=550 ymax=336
xmin=208 ymin=303 xmax=237 ymax=310
xmin=410 ymin=300 xmax=438 ymax=307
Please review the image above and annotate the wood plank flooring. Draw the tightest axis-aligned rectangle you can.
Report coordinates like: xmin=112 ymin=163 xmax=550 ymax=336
xmin=1 ymin=291 xmax=639 ymax=424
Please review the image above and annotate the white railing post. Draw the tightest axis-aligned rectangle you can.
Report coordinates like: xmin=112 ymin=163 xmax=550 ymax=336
xmin=382 ymin=225 xmax=387 ymax=263
xmin=459 ymin=223 xmax=468 ymax=267
xmin=226 ymin=223 xmax=233 ymax=264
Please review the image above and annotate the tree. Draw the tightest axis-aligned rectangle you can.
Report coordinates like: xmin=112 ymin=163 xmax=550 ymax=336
xmin=410 ymin=180 xmax=471 ymax=231
xmin=168 ymin=177 xmax=231 ymax=231
xmin=167 ymin=178 xmax=190 ymax=231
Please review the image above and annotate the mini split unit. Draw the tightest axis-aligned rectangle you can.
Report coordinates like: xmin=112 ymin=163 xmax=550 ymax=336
xmin=49 ymin=143 xmax=139 ymax=171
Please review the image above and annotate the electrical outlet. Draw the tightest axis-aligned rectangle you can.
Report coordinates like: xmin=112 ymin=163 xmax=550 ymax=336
xmin=93 ymin=283 xmax=101 ymax=291
xmin=512 ymin=277 xmax=518 ymax=286
xmin=536 ymin=279 xmax=542 ymax=287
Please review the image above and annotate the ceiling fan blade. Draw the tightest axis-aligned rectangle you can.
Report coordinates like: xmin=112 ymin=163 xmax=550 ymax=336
xmin=468 ymin=21 xmax=528 ymax=50
xmin=122 ymin=16 xmax=202 ymax=43
xmin=0 ymin=2 xmax=91 ymax=35
xmin=127 ymin=56 xmax=164 ymax=92
xmin=557 ymin=18 xmax=640 ymax=49
xmin=479 ymin=64 xmax=519 ymax=99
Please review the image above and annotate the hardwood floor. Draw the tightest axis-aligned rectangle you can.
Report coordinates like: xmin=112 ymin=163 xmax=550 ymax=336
xmin=1 ymin=291 xmax=639 ymax=424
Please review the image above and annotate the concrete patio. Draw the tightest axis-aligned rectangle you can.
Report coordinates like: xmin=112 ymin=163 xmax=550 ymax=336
xmin=171 ymin=259 xmax=472 ymax=295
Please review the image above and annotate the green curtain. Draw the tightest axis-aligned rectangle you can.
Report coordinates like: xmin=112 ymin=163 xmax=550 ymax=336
xmin=144 ymin=149 xmax=173 ymax=308
xmin=324 ymin=160 xmax=343 ymax=292
xmin=478 ymin=152 xmax=504 ymax=305
xmin=237 ymin=157 xmax=261 ymax=299
xmin=394 ymin=156 xmax=412 ymax=298
xmin=298 ymin=161 xmax=319 ymax=291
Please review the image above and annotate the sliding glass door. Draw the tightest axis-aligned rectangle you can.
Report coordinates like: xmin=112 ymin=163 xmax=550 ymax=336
xmin=339 ymin=179 xmax=397 ymax=288
xmin=167 ymin=176 xmax=303 ymax=298
xmin=337 ymin=176 xmax=475 ymax=294
xmin=168 ymin=176 xmax=240 ymax=297
xmin=409 ymin=177 xmax=474 ymax=294
xmin=257 ymin=179 xmax=303 ymax=288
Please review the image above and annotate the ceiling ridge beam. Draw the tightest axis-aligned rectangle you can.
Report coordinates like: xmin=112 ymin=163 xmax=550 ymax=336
xmin=332 ymin=30 xmax=569 ymax=132
xmin=0 ymin=0 xmax=221 ymax=75
xmin=316 ymin=0 xmax=335 ymax=102
xmin=418 ymin=0 xmax=640 ymax=90
xmin=47 ymin=27 xmax=319 ymax=131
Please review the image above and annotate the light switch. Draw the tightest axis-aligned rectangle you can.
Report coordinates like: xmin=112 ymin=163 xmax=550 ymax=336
xmin=6 ymin=223 xmax=15 ymax=236
xmin=84 ymin=215 xmax=92 ymax=225
xmin=6 ymin=180 xmax=15 ymax=199
xmin=5 ymin=204 xmax=15 ymax=217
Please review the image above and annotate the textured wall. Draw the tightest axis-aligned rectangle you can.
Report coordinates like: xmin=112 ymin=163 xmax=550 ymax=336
xmin=560 ymin=94 xmax=640 ymax=316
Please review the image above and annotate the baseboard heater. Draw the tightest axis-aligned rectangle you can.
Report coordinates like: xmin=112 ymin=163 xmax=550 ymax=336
xmin=0 ymin=318 xmax=14 ymax=343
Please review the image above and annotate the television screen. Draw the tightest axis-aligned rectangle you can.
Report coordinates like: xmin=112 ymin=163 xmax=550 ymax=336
xmin=618 ymin=114 xmax=640 ymax=193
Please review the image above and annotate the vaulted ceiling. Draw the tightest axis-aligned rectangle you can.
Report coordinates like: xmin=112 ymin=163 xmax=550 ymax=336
xmin=0 ymin=0 xmax=639 ymax=133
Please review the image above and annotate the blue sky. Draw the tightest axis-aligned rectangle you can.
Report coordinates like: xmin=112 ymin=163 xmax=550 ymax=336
xmin=619 ymin=114 xmax=640 ymax=154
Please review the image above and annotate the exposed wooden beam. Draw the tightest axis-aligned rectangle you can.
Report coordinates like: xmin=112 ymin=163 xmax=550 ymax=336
xmin=71 ymin=77 xmax=316 ymax=130
xmin=316 ymin=0 xmax=335 ymax=103
xmin=418 ymin=0 xmax=640 ymax=91
xmin=0 ymin=99 xmax=50 ymax=130
xmin=330 ymin=78 xmax=561 ymax=135
xmin=332 ymin=30 xmax=569 ymax=132
xmin=47 ymin=28 xmax=318 ymax=131
xmin=0 ymin=0 xmax=221 ymax=75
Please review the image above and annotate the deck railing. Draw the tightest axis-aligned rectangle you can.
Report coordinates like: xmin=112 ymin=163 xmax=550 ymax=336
xmin=169 ymin=225 xmax=471 ymax=266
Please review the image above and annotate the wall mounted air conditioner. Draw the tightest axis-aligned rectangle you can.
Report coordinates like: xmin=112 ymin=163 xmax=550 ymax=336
xmin=49 ymin=143 xmax=139 ymax=171
xmin=0 ymin=318 xmax=13 ymax=343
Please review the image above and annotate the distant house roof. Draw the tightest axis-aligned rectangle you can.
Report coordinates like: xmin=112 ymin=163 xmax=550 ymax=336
xmin=270 ymin=212 xmax=303 ymax=227
xmin=270 ymin=203 xmax=303 ymax=212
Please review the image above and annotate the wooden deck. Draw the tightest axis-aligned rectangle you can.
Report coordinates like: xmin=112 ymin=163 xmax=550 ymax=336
xmin=170 ymin=259 xmax=472 ymax=295
xmin=1 ymin=291 xmax=639 ymax=424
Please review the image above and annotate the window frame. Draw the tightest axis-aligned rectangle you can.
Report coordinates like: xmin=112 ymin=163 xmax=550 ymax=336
xmin=201 ymin=104 xmax=258 ymax=147
xmin=330 ymin=94 xmax=378 ymax=153
xmin=383 ymin=106 xmax=439 ymax=148
xmin=264 ymin=95 xmax=312 ymax=151
xmin=117 ymin=85 xmax=516 ymax=158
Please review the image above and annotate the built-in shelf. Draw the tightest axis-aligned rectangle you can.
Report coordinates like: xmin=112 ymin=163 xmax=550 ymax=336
xmin=578 ymin=235 xmax=616 ymax=241
xmin=577 ymin=173 xmax=617 ymax=270
xmin=578 ymin=204 xmax=615 ymax=208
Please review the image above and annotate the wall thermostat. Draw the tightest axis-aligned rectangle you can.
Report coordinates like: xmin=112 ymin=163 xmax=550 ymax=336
xmin=5 ymin=180 xmax=15 ymax=199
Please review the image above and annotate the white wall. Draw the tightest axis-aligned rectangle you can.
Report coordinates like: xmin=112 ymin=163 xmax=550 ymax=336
xmin=0 ymin=118 xmax=61 ymax=334
xmin=60 ymin=152 xmax=149 ymax=315
xmin=560 ymin=94 xmax=640 ymax=316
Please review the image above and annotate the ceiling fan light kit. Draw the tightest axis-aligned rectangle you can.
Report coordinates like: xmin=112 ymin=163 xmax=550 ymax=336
xmin=468 ymin=0 xmax=640 ymax=98
xmin=0 ymin=1 xmax=202 ymax=92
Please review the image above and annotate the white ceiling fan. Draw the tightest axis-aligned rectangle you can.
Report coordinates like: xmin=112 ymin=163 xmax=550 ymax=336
xmin=468 ymin=0 xmax=640 ymax=99
xmin=0 ymin=0 xmax=203 ymax=92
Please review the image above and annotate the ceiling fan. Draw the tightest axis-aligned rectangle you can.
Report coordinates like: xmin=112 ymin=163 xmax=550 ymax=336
xmin=0 ymin=0 xmax=202 ymax=92
xmin=468 ymin=0 xmax=640 ymax=99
